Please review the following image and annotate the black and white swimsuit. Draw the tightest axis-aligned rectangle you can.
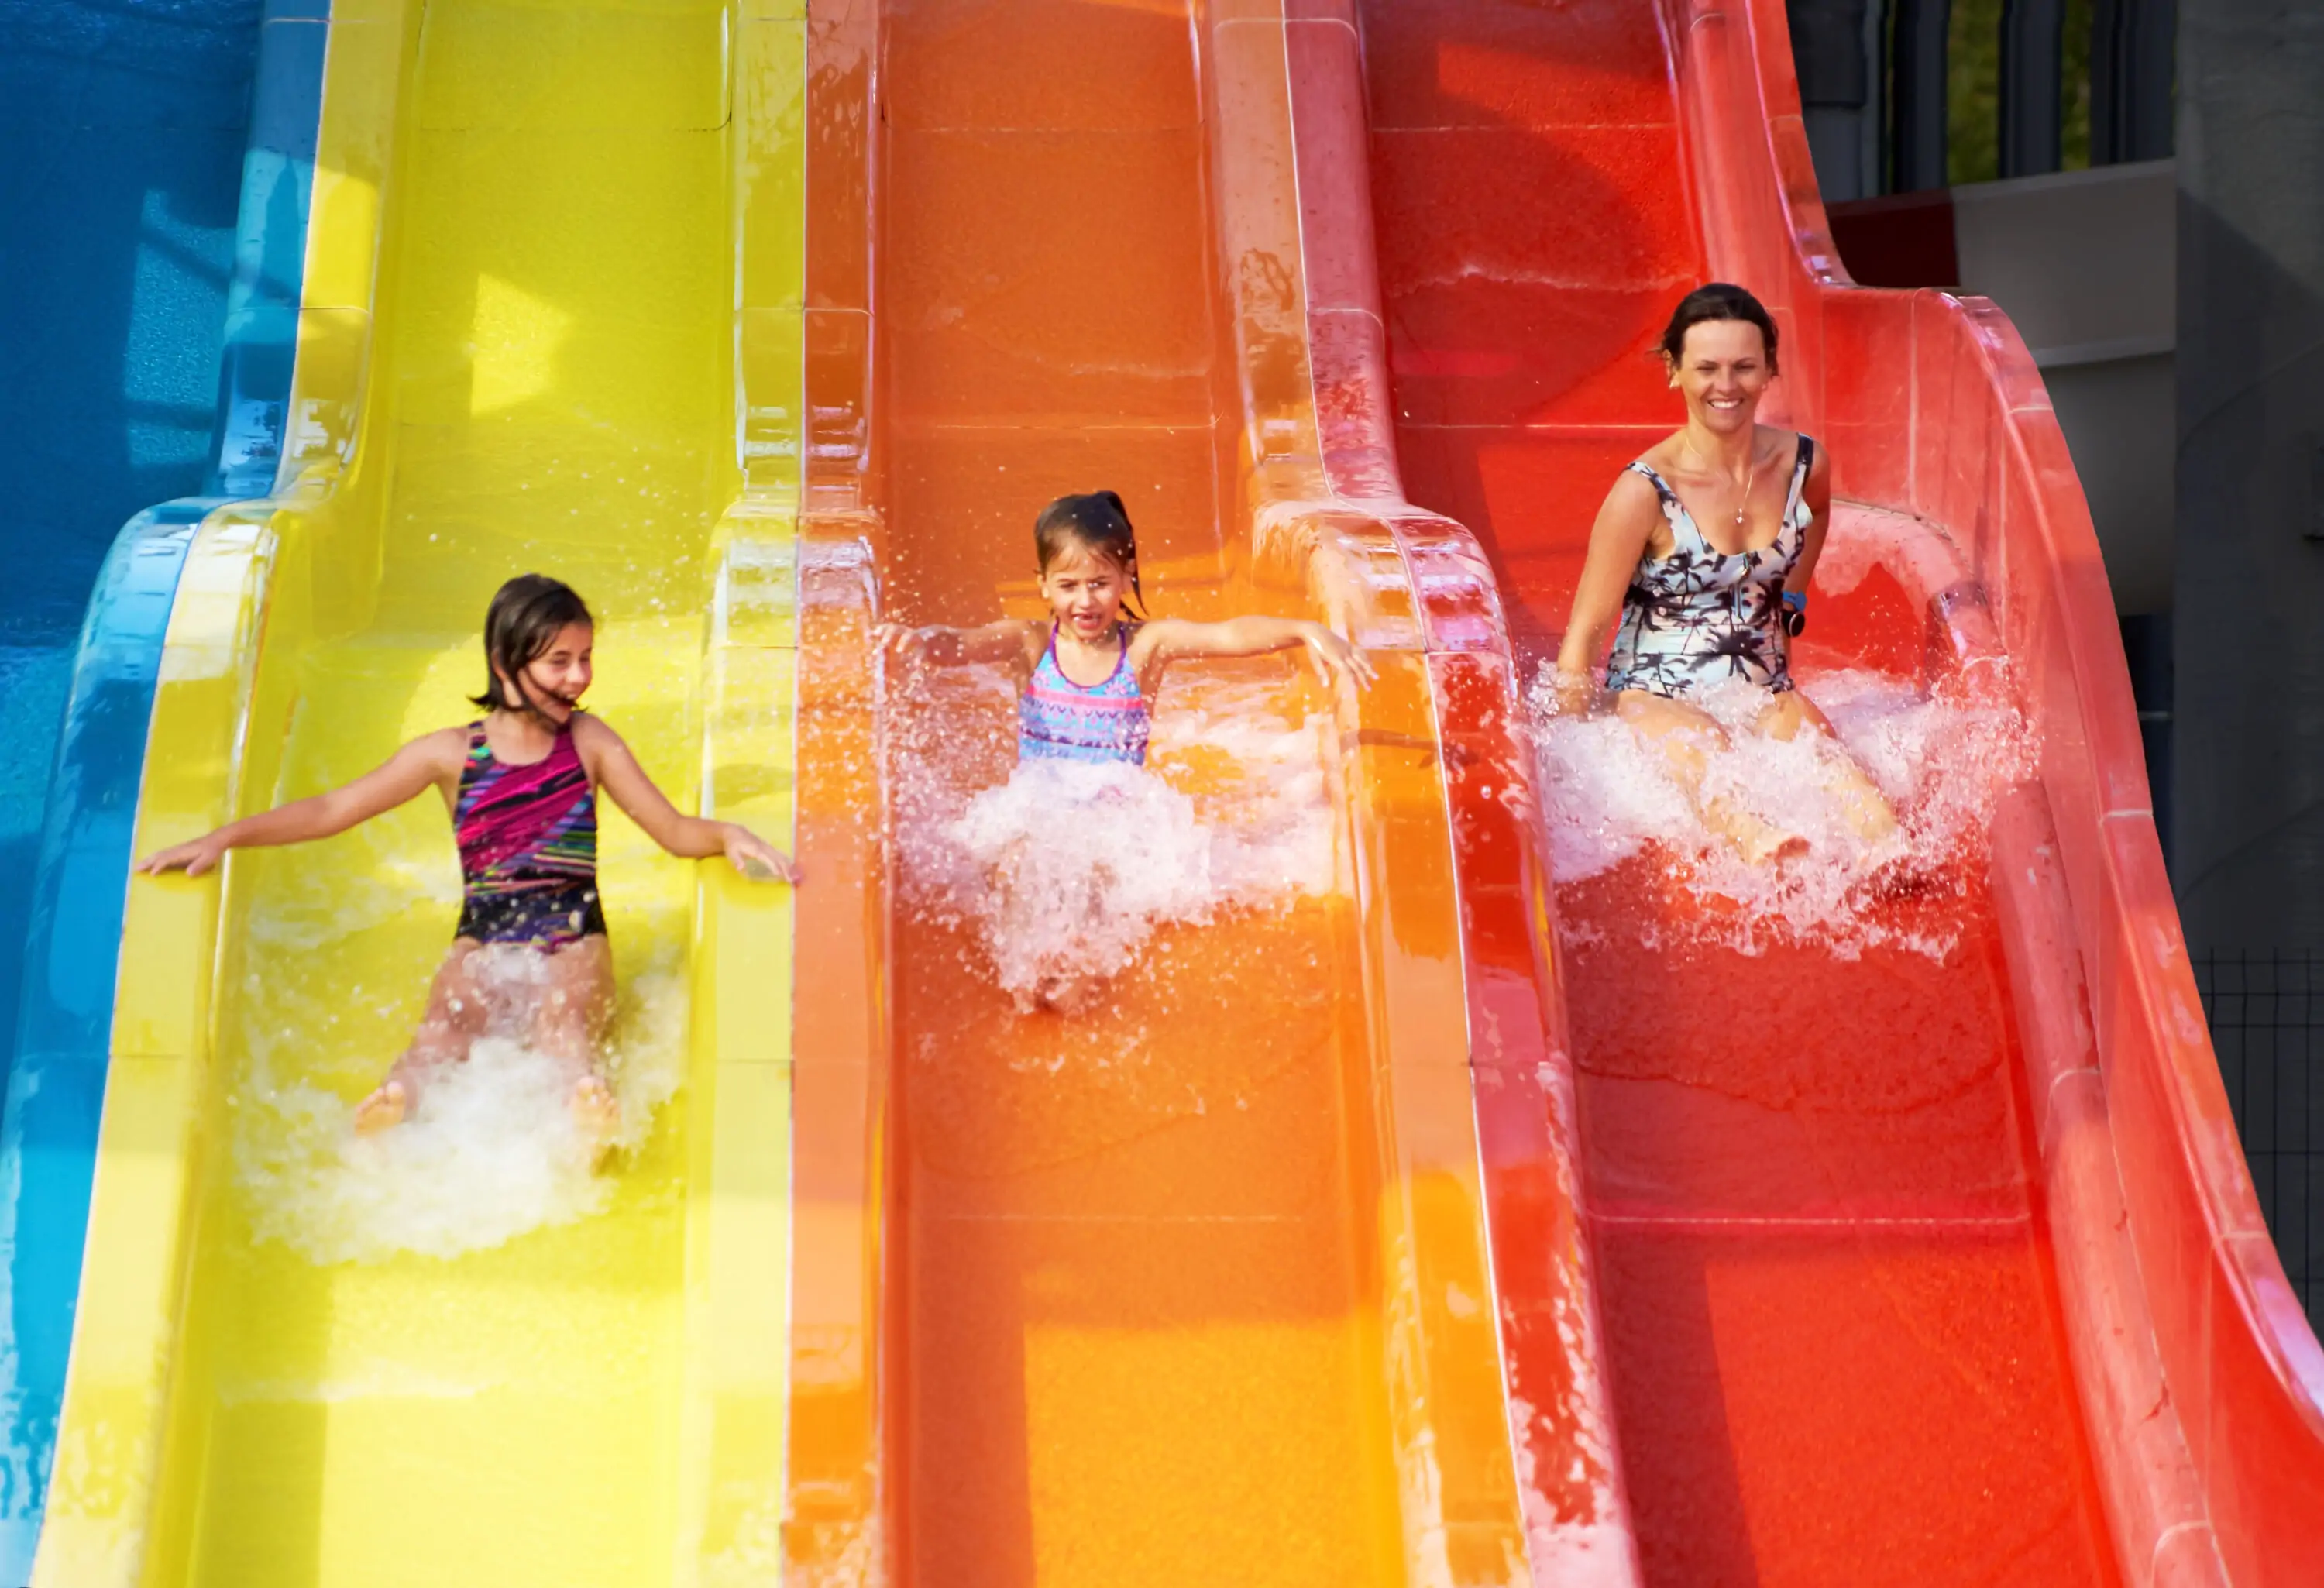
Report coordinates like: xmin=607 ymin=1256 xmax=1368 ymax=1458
xmin=1604 ymin=434 xmax=1815 ymax=700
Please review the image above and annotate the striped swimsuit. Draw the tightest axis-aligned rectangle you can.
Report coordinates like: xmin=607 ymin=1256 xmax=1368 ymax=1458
xmin=1018 ymin=624 xmax=1150 ymax=765
xmin=453 ymin=720 xmax=605 ymax=947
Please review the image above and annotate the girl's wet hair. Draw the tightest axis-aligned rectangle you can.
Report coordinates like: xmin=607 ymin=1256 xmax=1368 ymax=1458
xmin=1658 ymin=281 xmax=1780 ymax=376
xmin=1034 ymin=490 xmax=1145 ymax=615
xmin=472 ymin=573 xmax=593 ymax=716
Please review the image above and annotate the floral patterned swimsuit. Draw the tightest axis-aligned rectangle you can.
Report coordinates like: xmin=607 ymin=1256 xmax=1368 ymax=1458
xmin=1604 ymin=434 xmax=1815 ymax=700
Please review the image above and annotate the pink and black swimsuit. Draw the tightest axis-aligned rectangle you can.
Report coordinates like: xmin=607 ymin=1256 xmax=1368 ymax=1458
xmin=452 ymin=720 xmax=605 ymax=947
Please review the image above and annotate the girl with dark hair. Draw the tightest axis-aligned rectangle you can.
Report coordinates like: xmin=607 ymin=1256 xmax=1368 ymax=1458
xmin=876 ymin=490 xmax=1373 ymax=765
xmin=876 ymin=490 xmax=1373 ymax=1010
xmin=138 ymin=572 xmax=797 ymax=1150
xmin=1549 ymin=284 xmax=1897 ymax=863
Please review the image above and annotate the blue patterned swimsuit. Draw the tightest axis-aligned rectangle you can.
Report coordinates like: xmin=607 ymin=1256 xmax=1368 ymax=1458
xmin=1019 ymin=623 xmax=1150 ymax=765
xmin=1604 ymin=435 xmax=1815 ymax=699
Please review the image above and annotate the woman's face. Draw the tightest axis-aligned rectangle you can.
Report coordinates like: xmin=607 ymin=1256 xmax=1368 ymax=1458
xmin=1668 ymin=318 xmax=1772 ymax=438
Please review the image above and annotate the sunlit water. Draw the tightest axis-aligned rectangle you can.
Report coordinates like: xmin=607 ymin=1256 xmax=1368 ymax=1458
xmin=889 ymin=660 xmax=1340 ymax=1009
xmin=1525 ymin=665 xmax=2033 ymax=959
xmin=232 ymin=944 xmax=685 ymax=1266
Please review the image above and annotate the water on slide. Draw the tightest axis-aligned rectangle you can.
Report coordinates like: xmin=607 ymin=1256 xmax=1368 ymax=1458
xmin=1353 ymin=1 xmax=2120 ymax=1583
xmin=118 ymin=3 xmax=754 ymax=1581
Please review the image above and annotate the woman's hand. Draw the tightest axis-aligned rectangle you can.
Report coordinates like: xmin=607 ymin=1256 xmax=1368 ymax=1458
xmin=721 ymin=823 xmax=801 ymax=884
xmin=1302 ymin=624 xmax=1378 ymax=690
xmin=1549 ymin=669 xmax=1601 ymax=718
xmin=136 ymin=830 xmax=232 ymax=878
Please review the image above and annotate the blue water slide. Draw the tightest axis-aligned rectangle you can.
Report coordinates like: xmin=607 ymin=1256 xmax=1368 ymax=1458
xmin=0 ymin=5 xmax=325 ymax=1573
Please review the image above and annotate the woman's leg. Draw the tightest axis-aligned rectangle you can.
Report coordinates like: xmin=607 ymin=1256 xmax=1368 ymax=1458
xmin=1754 ymin=689 xmax=1899 ymax=843
xmin=533 ymin=936 xmax=620 ymax=1150
xmin=356 ymin=940 xmax=490 ymax=1134
xmin=1617 ymin=690 xmax=1808 ymax=864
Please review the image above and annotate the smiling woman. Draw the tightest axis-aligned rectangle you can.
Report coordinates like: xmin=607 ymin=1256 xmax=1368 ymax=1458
xmin=1547 ymin=281 xmax=1899 ymax=866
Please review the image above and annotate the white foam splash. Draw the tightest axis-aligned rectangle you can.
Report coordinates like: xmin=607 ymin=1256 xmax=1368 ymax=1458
xmin=1525 ymin=665 xmax=2032 ymax=957
xmin=233 ymin=955 xmax=685 ymax=1265
xmin=889 ymin=665 xmax=1339 ymax=1005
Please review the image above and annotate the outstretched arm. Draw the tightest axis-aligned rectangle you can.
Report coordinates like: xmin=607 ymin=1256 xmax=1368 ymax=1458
xmin=874 ymin=619 xmax=1038 ymax=673
xmin=136 ymin=728 xmax=466 ymax=877
xmin=1551 ymin=470 xmax=1659 ymax=713
xmin=577 ymin=717 xmax=799 ymax=882
xmin=1133 ymin=616 xmax=1377 ymax=690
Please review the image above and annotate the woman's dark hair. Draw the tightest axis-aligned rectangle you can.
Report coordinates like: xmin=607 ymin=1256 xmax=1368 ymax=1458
xmin=1657 ymin=282 xmax=1779 ymax=375
xmin=1033 ymin=490 xmax=1145 ymax=615
xmin=472 ymin=572 xmax=593 ymax=715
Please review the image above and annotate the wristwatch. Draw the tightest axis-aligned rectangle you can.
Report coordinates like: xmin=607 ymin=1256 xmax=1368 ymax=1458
xmin=1779 ymin=589 xmax=1807 ymax=637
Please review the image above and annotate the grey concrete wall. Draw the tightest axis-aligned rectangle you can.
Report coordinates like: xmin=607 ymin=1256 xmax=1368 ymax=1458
xmin=1954 ymin=160 xmax=2177 ymax=614
xmin=2177 ymin=0 xmax=2324 ymax=1315
xmin=2175 ymin=5 xmax=2324 ymax=950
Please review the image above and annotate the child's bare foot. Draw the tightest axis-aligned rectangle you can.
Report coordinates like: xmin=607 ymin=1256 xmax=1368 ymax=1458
xmin=572 ymin=1074 xmax=621 ymax=1164
xmin=352 ymin=1080 xmax=409 ymax=1136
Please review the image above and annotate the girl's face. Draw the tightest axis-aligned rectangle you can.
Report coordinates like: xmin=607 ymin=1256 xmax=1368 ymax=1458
xmin=500 ymin=620 xmax=594 ymax=721
xmin=1668 ymin=318 xmax=1772 ymax=438
xmin=1038 ymin=544 xmax=1133 ymax=644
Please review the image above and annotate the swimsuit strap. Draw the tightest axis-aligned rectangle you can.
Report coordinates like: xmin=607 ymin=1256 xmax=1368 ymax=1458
xmin=1783 ymin=434 xmax=1815 ymax=526
xmin=1626 ymin=460 xmax=1712 ymax=555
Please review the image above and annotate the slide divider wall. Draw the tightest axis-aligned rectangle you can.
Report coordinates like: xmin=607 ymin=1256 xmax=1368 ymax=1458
xmin=1199 ymin=5 xmax=1581 ymax=1580
xmin=1272 ymin=9 xmax=1647 ymax=1582
xmin=1669 ymin=3 xmax=2324 ymax=1584
xmin=782 ymin=0 xmax=894 ymax=1578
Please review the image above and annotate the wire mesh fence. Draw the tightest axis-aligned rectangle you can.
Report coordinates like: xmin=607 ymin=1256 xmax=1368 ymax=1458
xmin=2194 ymin=950 xmax=2324 ymax=1327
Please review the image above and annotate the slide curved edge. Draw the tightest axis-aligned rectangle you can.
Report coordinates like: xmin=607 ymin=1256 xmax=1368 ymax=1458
xmin=0 ymin=8 xmax=332 ymax=1579
xmin=1686 ymin=2 xmax=2324 ymax=1583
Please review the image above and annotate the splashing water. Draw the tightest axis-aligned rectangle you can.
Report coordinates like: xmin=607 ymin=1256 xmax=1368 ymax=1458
xmin=234 ymin=951 xmax=686 ymax=1264
xmin=890 ymin=663 xmax=1340 ymax=1007
xmin=1525 ymin=666 xmax=2033 ymax=957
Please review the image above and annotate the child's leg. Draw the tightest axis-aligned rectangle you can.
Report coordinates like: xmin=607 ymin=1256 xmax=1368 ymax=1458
xmin=356 ymin=941 xmax=490 ymax=1134
xmin=1754 ymin=689 xmax=1899 ymax=844
xmin=1617 ymin=690 xmax=1807 ymax=865
xmin=533 ymin=937 xmax=619 ymax=1150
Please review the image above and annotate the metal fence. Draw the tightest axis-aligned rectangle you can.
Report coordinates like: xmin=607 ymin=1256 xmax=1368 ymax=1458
xmin=2195 ymin=950 xmax=2324 ymax=1327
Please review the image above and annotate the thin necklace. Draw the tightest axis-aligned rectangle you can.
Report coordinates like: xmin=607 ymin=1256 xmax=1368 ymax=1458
xmin=1733 ymin=448 xmax=1757 ymax=529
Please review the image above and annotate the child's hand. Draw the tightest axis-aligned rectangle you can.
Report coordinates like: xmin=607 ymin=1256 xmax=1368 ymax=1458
xmin=136 ymin=832 xmax=229 ymax=878
xmin=1302 ymin=625 xmax=1378 ymax=691
xmin=873 ymin=623 xmax=932 ymax=675
xmin=721 ymin=823 xmax=801 ymax=884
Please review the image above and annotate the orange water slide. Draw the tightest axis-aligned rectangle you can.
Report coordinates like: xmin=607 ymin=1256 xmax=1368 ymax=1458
xmin=775 ymin=5 xmax=1581 ymax=1585
xmin=1274 ymin=2 xmax=2324 ymax=1586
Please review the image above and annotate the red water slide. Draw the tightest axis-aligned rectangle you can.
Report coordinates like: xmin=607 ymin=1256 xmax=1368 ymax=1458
xmin=1280 ymin=2 xmax=2324 ymax=1585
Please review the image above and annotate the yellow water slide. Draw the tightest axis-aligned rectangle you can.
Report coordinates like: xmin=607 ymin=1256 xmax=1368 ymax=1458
xmin=35 ymin=2 xmax=807 ymax=1583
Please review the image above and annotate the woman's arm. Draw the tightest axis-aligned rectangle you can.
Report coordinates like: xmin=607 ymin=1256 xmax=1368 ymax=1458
xmin=576 ymin=717 xmax=799 ymax=882
xmin=874 ymin=619 xmax=1038 ymax=672
xmin=136 ymin=728 xmax=466 ymax=876
xmin=1133 ymin=616 xmax=1377 ymax=690
xmin=1551 ymin=471 xmax=1659 ymax=712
